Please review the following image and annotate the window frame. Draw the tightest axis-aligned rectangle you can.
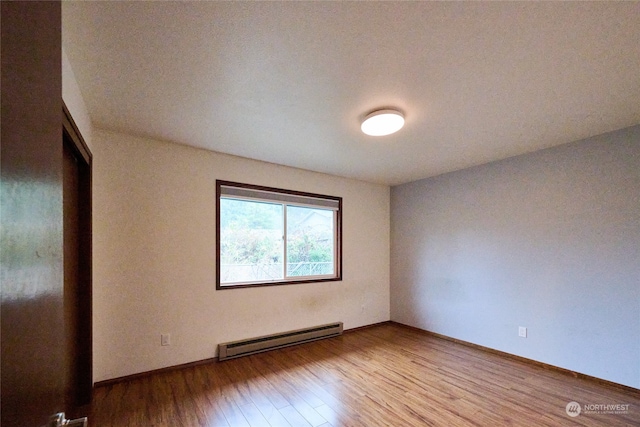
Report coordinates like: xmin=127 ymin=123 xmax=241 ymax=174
xmin=216 ymin=180 xmax=342 ymax=290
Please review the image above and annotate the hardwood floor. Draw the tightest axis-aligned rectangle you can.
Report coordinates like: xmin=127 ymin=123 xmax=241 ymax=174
xmin=89 ymin=323 xmax=639 ymax=426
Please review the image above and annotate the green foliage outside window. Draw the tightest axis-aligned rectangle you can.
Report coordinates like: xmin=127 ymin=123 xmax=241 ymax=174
xmin=220 ymin=199 xmax=334 ymax=282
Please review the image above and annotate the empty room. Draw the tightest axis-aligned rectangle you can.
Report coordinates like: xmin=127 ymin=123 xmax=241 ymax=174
xmin=2 ymin=1 xmax=639 ymax=426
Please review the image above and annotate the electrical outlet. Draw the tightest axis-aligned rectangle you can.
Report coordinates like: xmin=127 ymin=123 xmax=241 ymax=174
xmin=161 ymin=333 xmax=171 ymax=346
xmin=518 ymin=327 xmax=527 ymax=338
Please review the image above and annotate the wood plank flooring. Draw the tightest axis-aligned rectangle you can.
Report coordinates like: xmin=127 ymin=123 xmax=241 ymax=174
xmin=88 ymin=323 xmax=639 ymax=426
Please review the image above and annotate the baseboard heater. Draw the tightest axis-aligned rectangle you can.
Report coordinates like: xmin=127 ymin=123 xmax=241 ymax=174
xmin=218 ymin=322 xmax=343 ymax=361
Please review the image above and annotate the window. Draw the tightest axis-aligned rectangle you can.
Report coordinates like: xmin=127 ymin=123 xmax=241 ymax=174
xmin=216 ymin=180 xmax=342 ymax=289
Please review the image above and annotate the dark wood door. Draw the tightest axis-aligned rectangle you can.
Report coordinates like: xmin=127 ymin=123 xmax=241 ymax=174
xmin=1 ymin=2 xmax=66 ymax=426
xmin=63 ymin=118 xmax=93 ymax=413
xmin=64 ymin=138 xmax=82 ymax=409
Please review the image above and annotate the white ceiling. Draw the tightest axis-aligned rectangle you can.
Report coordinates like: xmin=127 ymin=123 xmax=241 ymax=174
xmin=62 ymin=1 xmax=640 ymax=186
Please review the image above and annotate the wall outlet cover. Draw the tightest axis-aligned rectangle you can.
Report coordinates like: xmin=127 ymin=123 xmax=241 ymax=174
xmin=161 ymin=333 xmax=171 ymax=346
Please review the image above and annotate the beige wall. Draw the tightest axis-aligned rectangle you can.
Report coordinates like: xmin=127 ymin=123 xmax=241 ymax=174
xmin=62 ymin=47 xmax=93 ymax=150
xmin=92 ymin=129 xmax=390 ymax=382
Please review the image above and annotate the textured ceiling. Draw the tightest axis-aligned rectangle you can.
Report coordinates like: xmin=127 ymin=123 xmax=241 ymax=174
xmin=62 ymin=2 xmax=640 ymax=185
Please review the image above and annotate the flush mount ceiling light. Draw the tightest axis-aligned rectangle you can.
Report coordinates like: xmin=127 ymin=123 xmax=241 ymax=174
xmin=361 ymin=108 xmax=405 ymax=136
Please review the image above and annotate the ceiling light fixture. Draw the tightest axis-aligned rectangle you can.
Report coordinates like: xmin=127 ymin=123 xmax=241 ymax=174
xmin=361 ymin=108 xmax=405 ymax=136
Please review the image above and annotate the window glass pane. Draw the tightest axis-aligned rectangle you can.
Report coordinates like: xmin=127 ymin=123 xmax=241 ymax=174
xmin=286 ymin=206 xmax=335 ymax=277
xmin=220 ymin=198 xmax=283 ymax=284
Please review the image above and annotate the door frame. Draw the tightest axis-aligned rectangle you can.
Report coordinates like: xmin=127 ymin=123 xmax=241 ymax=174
xmin=63 ymin=103 xmax=93 ymax=408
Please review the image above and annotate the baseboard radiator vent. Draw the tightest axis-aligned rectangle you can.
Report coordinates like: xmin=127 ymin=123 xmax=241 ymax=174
xmin=218 ymin=322 xmax=343 ymax=361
